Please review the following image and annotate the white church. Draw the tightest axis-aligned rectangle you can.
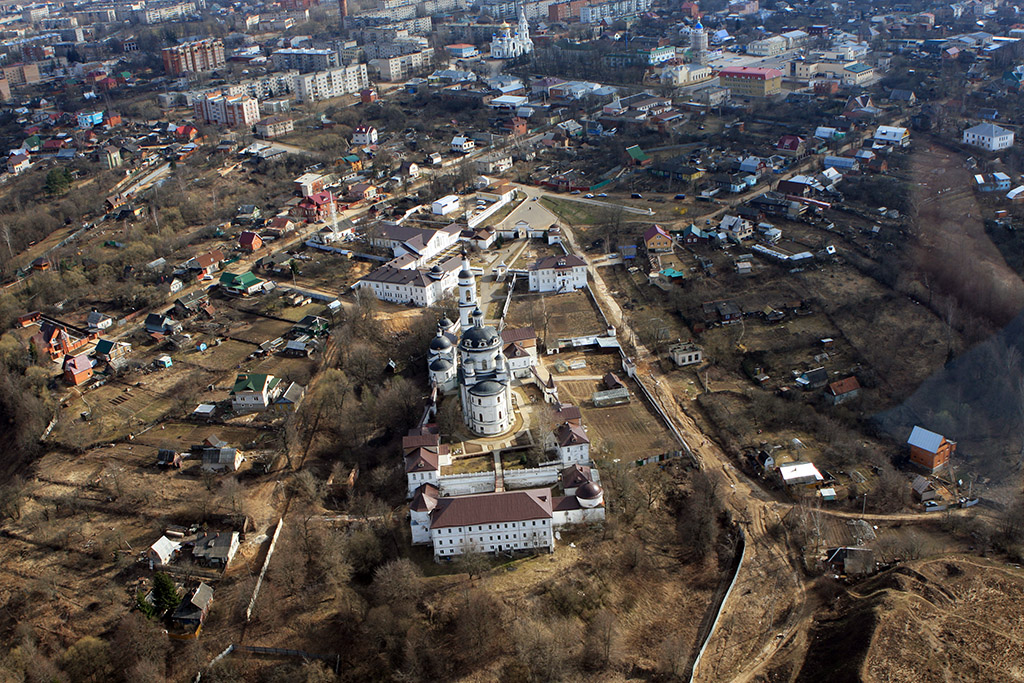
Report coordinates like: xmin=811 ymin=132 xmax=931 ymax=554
xmin=410 ymin=253 xmax=606 ymax=560
xmin=490 ymin=6 xmax=533 ymax=60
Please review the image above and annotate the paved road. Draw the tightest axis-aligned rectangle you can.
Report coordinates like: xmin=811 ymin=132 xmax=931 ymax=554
xmin=513 ymin=183 xmax=654 ymax=216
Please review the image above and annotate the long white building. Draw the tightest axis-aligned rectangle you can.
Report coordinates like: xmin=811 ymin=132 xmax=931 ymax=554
xmin=354 ymin=256 xmax=461 ymax=307
xmin=293 ymin=64 xmax=369 ymax=103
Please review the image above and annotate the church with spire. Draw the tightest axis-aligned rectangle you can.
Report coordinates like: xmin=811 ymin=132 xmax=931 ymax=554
xmin=490 ymin=5 xmax=534 ymax=60
xmin=426 ymin=255 xmax=515 ymax=437
xmin=689 ymin=16 xmax=708 ymax=65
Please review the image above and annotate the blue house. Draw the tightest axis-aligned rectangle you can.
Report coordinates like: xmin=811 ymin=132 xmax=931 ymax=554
xmin=77 ymin=111 xmax=104 ymax=129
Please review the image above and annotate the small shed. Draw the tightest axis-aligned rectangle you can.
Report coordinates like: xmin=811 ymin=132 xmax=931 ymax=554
xmin=155 ymin=355 xmax=173 ymax=368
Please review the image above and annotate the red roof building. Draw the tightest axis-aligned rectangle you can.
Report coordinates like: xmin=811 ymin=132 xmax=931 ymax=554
xmin=238 ymin=231 xmax=263 ymax=252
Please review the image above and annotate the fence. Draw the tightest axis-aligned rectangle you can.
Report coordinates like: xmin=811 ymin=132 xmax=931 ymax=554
xmin=503 ymin=466 xmax=560 ymax=488
xmin=439 ymin=471 xmax=495 ymax=496
xmin=687 ymin=527 xmax=746 ymax=682
xmin=245 ymin=518 xmax=284 ymax=622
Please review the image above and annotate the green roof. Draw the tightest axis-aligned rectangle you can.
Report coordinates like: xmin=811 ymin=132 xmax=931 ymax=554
xmin=232 ymin=373 xmax=279 ymax=394
xmin=844 ymin=62 xmax=872 ymax=74
xmin=95 ymin=339 xmax=114 ymax=354
xmin=219 ymin=271 xmax=263 ymax=289
xmin=626 ymin=144 xmax=650 ymax=162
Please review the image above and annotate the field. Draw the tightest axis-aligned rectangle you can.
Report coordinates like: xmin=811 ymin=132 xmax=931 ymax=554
xmin=505 ymin=289 xmax=606 ymax=350
xmin=555 ymin=378 xmax=677 ymax=459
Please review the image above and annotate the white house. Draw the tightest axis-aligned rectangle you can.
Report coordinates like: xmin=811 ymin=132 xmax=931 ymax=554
xmin=230 ymin=373 xmax=282 ymax=412
xmin=432 ymin=195 xmax=461 ymax=215
xmin=147 ymin=535 xmax=181 ymax=567
xmin=354 ymin=255 xmax=461 ymax=307
xmin=428 ymin=488 xmax=555 ymax=559
xmin=527 ymin=254 xmax=588 ymax=293
xmin=719 ymin=214 xmax=753 ymax=243
xmin=554 ymin=421 xmax=590 ymax=464
xmin=410 ymin=483 xmax=440 ymax=543
xmin=405 ymin=444 xmax=451 ymax=498
xmin=352 ymin=125 xmax=378 ymax=146
xmin=873 ymin=125 xmax=910 ymax=148
xmin=669 ymin=341 xmax=703 ymax=367
xmin=365 ymin=222 xmax=462 ymax=264
xmin=451 ymin=136 xmax=475 ymax=153
xmin=962 ymin=122 xmax=1014 ymax=152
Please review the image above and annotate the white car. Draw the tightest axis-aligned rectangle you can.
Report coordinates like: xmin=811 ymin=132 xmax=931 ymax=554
xmin=584 ymin=193 xmax=594 ymax=198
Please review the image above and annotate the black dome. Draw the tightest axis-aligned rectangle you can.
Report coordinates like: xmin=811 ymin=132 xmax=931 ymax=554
xmin=429 ymin=357 xmax=453 ymax=372
xmin=429 ymin=334 xmax=453 ymax=351
xmin=576 ymin=481 xmax=603 ymax=500
xmin=461 ymin=325 xmax=499 ymax=347
xmin=469 ymin=380 xmax=505 ymax=396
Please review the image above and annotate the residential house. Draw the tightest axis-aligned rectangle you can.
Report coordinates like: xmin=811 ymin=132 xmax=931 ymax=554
xmin=219 ymin=271 xmax=266 ymax=296
xmin=188 ymin=249 xmax=225 ymax=277
xmin=451 ymin=136 xmax=475 ymax=153
xmin=825 ymin=547 xmax=875 ymax=575
xmin=703 ymin=300 xmax=743 ymax=324
xmin=294 ymin=191 xmax=340 ymax=222
xmin=643 ymin=224 xmax=673 ymax=252
xmin=777 ymin=461 xmax=824 ymax=487
xmin=102 ymin=145 xmax=122 ymax=169
xmin=906 ymin=426 xmax=955 ymax=473
xmin=93 ymin=338 xmax=131 ymax=364
xmin=144 ymin=313 xmax=182 ymax=336
xmin=676 ymin=224 xmax=710 ymax=245
xmin=191 ymin=531 xmax=240 ymax=568
xmin=352 ymin=125 xmax=378 ymax=146
xmin=63 ymin=354 xmax=93 ymax=385
xmin=348 ymin=182 xmax=378 ymax=201
xmin=669 ymin=341 xmax=703 ymax=367
xmin=231 ymin=372 xmax=283 ymax=412
xmin=255 ymin=116 xmax=294 ymax=139
xmin=776 ymin=135 xmax=805 ymax=156
xmin=796 ymin=367 xmax=829 ymax=390
xmin=826 ymin=376 xmax=860 ymax=404
xmin=272 ymin=382 xmax=306 ymax=412
xmin=648 ymin=157 xmax=705 ymax=183
xmin=171 ymin=583 xmax=214 ymax=630
xmin=291 ymin=315 xmax=330 ymax=337
xmin=873 ymin=126 xmax=910 ymax=148
xmin=238 ymin=231 xmax=263 ymax=252
xmin=962 ymin=123 xmax=1014 ymax=152
xmin=156 ymin=449 xmax=183 ymax=468
xmin=7 ymin=153 xmax=29 ymax=175
xmin=147 ymin=536 xmax=180 ymax=566
xmin=200 ymin=445 xmax=242 ymax=472
xmin=233 ymin=204 xmax=262 ymax=226
xmin=889 ymin=89 xmax=917 ymax=104
xmin=174 ymin=290 xmax=212 ymax=317
xmin=911 ymin=475 xmax=937 ymax=503
xmin=527 ymin=254 xmax=588 ymax=293
xmin=86 ymin=310 xmax=113 ymax=331
xmin=719 ymin=214 xmax=753 ymax=243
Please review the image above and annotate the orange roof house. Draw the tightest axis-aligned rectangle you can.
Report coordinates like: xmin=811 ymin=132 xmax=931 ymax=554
xmin=906 ymin=426 xmax=955 ymax=473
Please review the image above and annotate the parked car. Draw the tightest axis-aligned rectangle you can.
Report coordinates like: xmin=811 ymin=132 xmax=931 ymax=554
xmin=584 ymin=193 xmax=594 ymax=198
xmin=597 ymin=193 xmax=608 ymax=197
xmin=674 ymin=194 xmax=687 ymax=200
xmin=631 ymin=193 xmax=643 ymax=199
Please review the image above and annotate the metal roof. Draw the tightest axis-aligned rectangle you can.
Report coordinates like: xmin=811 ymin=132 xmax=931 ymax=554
xmin=907 ymin=426 xmax=944 ymax=454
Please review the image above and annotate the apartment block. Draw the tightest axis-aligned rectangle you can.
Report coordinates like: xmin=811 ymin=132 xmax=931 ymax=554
xmin=194 ymin=92 xmax=261 ymax=128
xmin=293 ymin=64 xmax=369 ymax=102
xmin=580 ymin=0 xmax=650 ymax=23
xmin=369 ymin=48 xmax=434 ymax=81
xmin=270 ymin=48 xmax=338 ymax=73
xmin=1 ymin=63 xmax=41 ymax=86
xmin=162 ymin=38 xmax=226 ymax=75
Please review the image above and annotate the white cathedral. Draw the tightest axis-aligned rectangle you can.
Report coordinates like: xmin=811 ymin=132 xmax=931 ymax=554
xmin=427 ymin=255 xmax=515 ymax=437
xmin=490 ymin=6 xmax=533 ymax=60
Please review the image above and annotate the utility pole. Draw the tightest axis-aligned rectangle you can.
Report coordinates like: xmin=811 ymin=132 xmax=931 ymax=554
xmin=862 ymin=492 xmax=867 ymax=515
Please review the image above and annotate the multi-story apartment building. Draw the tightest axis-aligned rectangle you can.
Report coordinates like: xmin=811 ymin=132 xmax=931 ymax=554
xmin=580 ymin=0 xmax=650 ymax=23
xmin=162 ymin=38 xmax=226 ymax=75
xmin=369 ymin=48 xmax=434 ymax=81
xmin=237 ymin=70 xmax=299 ymax=99
xmin=717 ymin=66 xmax=783 ymax=97
xmin=1 ymin=63 xmax=41 ymax=86
xmin=71 ymin=8 xmax=117 ymax=23
xmin=363 ymin=37 xmax=429 ymax=60
xmin=135 ymin=1 xmax=196 ymax=24
xmin=193 ymin=92 xmax=261 ymax=128
xmin=270 ymin=48 xmax=339 ymax=72
xmin=292 ymin=64 xmax=369 ymax=102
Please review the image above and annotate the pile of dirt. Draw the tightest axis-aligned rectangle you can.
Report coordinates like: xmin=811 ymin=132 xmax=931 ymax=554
xmin=793 ymin=557 xmax=1024 ymax=682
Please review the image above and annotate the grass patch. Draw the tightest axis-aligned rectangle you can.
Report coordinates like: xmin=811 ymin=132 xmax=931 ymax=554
xmin=539 ymin=197 xmax=607 ymax=225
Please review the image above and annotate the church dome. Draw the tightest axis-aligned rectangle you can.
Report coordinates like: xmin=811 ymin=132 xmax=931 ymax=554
xmin=469 ymin=379 xmax=506 ymax=396
xmin=439 ymin=315 xmax=455 ymax=329
xmin=429 ymin=357 xmax=453 ymax=372
xmin=461 ymin=324 xmax=499 ymax=348
xmin=576 ymin=481 xmax=604 ymax=507
xmin=429 ymin=334 xmax=453 ymax=352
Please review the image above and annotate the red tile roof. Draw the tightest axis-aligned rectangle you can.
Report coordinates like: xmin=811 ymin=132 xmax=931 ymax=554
xmin=430 ymin=488 xmax=553 ymax=528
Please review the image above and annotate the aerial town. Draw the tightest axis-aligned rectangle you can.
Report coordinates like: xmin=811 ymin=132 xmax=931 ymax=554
xmin=3 ymin=0 xmax=1024 ymax=678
